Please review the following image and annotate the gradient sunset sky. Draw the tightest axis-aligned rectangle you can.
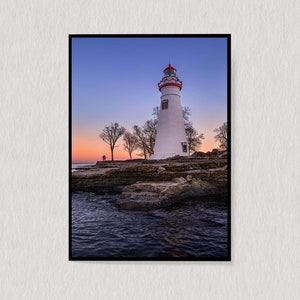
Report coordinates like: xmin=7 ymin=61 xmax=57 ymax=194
xmin=71 ymin=36 xmax=228 ymax=162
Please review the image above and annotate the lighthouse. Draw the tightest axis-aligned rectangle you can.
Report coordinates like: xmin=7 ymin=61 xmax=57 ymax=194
xmin=150 ymin=64 xmax=188 ymax=160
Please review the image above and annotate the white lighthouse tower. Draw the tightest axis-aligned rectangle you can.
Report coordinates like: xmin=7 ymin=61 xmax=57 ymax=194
xmin=150 ymin=64 xmax=188 ymax=160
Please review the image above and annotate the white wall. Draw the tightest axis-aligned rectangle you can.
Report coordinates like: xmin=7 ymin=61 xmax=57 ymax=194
xmin=152 ymin=85 xmax=188 ymax=158
xmin=1 ymin=1 xmax=299 ymax=299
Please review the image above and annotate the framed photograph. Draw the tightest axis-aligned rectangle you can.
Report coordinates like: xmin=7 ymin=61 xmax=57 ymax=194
xmin=70 ymin=34 xmax=231 ymax=260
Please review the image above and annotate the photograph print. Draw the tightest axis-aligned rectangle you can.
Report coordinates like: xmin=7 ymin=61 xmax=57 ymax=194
xmin=70 ymin=35 xmax=230 ymax=260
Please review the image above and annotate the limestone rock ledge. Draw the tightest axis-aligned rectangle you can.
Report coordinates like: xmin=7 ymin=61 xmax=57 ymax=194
xmin=72 ymin=158 xmax=227 ymax=195
xmin=115 ymin=177 xmax=219 ymax=210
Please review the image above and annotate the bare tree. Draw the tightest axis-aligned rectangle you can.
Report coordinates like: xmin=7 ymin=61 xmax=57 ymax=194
xmin=185 ymin=122 xmax=204 ymax=155
xmin=142 ymin=119 xmax=157 ymax=156
xmin=182 ymin=107 xmax=204 ymax=154
xmin=99 ymin=122 xmax=125 ymax=161
xmin=214 ymin=122 xmax=228 ymax=150
xmin=182 ymin=106 xmax=191 ymax=123
xmin=123 ymin=131 xmax=138 ymax=160
xmin=133 ymin=125 xmax=149 ymax=159
xmin=132 ymin=108 xmax=158 ymax=159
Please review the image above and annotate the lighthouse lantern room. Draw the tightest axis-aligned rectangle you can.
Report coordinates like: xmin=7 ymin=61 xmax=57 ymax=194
xmin=149 ymin=64 xmax=188 ymax=160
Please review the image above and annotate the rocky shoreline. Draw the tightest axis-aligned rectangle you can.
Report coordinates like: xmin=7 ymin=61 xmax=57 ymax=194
xmin=72 ymin=157 xmax=228 ymax=210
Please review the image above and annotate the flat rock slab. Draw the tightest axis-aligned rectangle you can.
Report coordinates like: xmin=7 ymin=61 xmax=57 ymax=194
xmin=115 ymin=178 xmax=217 ymax=210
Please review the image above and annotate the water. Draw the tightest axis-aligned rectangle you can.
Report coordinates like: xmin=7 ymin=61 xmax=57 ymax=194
xmin=72 ymin=163 xmax=95 ymax=172
xmin=71 ymin=192 xmax=229 ymax=259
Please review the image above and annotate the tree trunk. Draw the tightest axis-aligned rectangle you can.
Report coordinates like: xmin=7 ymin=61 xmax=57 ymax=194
xmin=111 ymin=148 xmax=114 ymax=161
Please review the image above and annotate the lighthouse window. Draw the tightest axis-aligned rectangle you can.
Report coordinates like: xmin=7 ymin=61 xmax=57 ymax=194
xmin=181 ymin=142 xmax=187 ymax=152
xmin=161 ymin=99 xmax=168 ymax=110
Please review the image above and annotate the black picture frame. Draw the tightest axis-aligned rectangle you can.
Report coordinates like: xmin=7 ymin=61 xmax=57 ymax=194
xmin=69 ymin=34 xmax=231 ymax=261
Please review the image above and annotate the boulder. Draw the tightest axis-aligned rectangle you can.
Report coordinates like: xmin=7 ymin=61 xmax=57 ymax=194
xmin=115 ymin=177 xmax=219 ymax=211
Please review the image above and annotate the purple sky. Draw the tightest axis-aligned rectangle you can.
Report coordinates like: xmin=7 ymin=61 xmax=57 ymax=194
xmin=71 ymin=36 xmax=228 ymax=162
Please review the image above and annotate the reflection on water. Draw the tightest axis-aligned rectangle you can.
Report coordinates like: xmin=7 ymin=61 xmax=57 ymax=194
xmin=71 ymin=192 xmax=228 ymax=259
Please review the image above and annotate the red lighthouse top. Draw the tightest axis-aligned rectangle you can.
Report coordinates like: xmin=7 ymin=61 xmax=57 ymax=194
xmin=164 ymin=64 xmax=177 ymax=72
xmin=158 ymin=64 xmax=182 ymax=91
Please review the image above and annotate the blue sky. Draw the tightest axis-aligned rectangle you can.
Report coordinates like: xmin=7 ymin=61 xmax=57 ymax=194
xmin=71 ymin=36 xmax=228 ymax=162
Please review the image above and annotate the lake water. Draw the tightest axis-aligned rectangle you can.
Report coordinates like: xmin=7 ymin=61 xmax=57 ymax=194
xmin=71 ymin=191 xmax=229 ymax=259
xmin=72 ymin=163 xmax=95 ymax=172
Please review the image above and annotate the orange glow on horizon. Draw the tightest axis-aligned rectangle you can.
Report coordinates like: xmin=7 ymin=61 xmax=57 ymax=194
xmin=72 ymin=130 xmax=138 ymax=162
xmin=72 ymin=130 xmax=219 ymax=162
